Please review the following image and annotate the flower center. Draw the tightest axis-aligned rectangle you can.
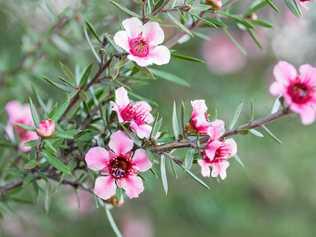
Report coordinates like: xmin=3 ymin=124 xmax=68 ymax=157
xmin=213 ymin=145 xmax=230 ymax=162
xmin=14 ymin=118 xmax=32 ymax=140
xmin=120 ymin=103 xmax=147 ymax=125
xmin=129 ymin=36 xmax=149 ymax=57
xmin=109 ymin=157 xmax=132 ymax=179
xmin=287 ymin=80 xmax=312 ymax=104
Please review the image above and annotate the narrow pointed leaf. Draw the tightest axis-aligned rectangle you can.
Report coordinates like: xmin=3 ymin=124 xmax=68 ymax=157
xmin=160 ymin=155 xmax=168 ymax=195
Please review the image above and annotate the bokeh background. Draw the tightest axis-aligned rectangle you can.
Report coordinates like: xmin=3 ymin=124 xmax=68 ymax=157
xmin=1 ymin=0 xmax=316 ymax=237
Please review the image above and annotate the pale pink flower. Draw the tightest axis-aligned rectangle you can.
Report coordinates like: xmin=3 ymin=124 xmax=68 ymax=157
xmin=111 ymin=87 xmax=154 ymax=139
xmin=299 ymin=0 xmax=313 ymax=9
xmin=202 ymin=34 xmax=246 ymax=75
xmin=270 ymin=61 xmax=316 ymax=125
xmin=189 ymin=100 xmax=211 ymax=134
xmin=5 ymin=101 xmax=38 ymax=152
xmin=85 ymin=130 xmax=152 ymax=200
xmin=122 ymin=215 xmax=154 ymax=237
xmin=198 ymin=120 xmax=237 ymax=180
xmin=113 ymin=17 xmax=171 ymax=67
xmin=36 ymin=119 xmax=55 ymax=138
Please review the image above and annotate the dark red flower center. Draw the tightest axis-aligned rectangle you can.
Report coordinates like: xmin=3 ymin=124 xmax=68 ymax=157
xmin=129 ymin=36 xmax=149 ymax=57
xmin=14 ymin=119 xmax=31 ymax=140
xmin=287 ymin=80 xmax=312 ymax=104
xmin=109 ymin=157 xmax=132 ymax=179
xmin=120 ymin=103 xmax=147 ymax=125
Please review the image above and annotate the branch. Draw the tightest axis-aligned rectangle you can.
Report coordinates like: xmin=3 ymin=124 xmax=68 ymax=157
xmin=151 ymin=108 xmax=291 ymax=154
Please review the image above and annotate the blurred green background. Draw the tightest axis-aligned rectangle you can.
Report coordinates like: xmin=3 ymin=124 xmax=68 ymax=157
xmin=1 ymin=1 xmax=316 ymax=237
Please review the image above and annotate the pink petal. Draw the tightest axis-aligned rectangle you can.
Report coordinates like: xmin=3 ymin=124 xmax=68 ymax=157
xmin=191 ymin=100 xmax=208 ymax=114
xmin=205 ymin=140 xmax=222 ymax=160
xmin=120 ymin=175 xmax=144 ymax=199
xmin=94 ymin=176 xmax=116 ymax=200
xmin=127 ymin=54 xmax=153 ymax=67
xmin=224 ymin=138 xmax=237 ymax=157
xmin=85 ymin=147 xmax=110 ymax=171
xmin=122 ymin=17 xmax=143 ymax=38
xmin=208 ymin=119 xmax=225 ymax=140
xmin=113 ymin=31 xmax=130 ymax=52
xmin=273 ymin=61 xmax=297 ymax=85
xmin=270 ymin=82 xmax=285 ymax=96
xmin=115 ymin=87 xmax=130 ymax=109
xmin=299 ymin=106 xmax=316 ymax=125
xmin=143 ymin=21 xmax=164 ymax=46
xmin=198 ymin=159 xmax=211 ymax=177
xmin=299 ymin=64 xmax=316 ymax=86
xmin=109 ymin=130 xmax=134 ymax=155
xmin=211 ymin=160 xmax=230 ymax=180
xmin=130 ymin=122 xmax=152 ymax=139
xmin=110 ymin=101 xmax=124 ymax=123
xmin=132 ymin=149 xmax=152 ymax=172
xmin=149 ymin=45 xmax=171 ymax=65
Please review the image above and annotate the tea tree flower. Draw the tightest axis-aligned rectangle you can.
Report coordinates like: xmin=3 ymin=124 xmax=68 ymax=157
xmin=85 ymin=130 xmax=152 ymax=200
xmin=36 ymin=119 xmax=56 ymax=138
xmin=111 ymin=87 xmax=154 ymax=139
xmin=113 ymin=17 xmax=171 ymax=67
xmin=5 ymin=101 xmax=38 ymax=152
xmin=188 ymin=100 xmax=211 ymax=134
xmin=270 ymin=61 xmax=316 ymax=124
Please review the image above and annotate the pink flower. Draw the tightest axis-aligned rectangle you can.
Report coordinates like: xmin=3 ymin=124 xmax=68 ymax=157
xmin=189 ymin=100 xmax=211 ymax=134
xmin=85 ymin=130 xmax=152 ymax=200
xmin=36 ymin=119 xmax=55 ymax=138
xmin=198 ymin=120 xmax=237 ymax=180
xmin=5 ymin=101 xmax=38 ymax=152
xmin=113 ymin=17 xmax=171 ymax=67
xmin=111 ymin=87 xmax=154 ymax=139
xmin=270 ymin=61 xmax=316 ymax=125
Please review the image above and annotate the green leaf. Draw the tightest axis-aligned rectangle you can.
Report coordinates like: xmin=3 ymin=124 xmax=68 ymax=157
xmin=79 ymin=64 xmax=93 ymax=87
xmin=85 ymin=20 xmax=101 ymax=43
xmin=160 ymin=155 xmax=168 ymax=195
xmin=229 ymin=102 xmax=244 ymax=129
xmin=246 ymin=0 xmax=269 ymax=15
xmin=223 ymin=28 xmax=247 ymax=55
xmin=181 ymin=166 xmax=210 ymax=189
xmin=49 ymin=99 xmax=70 ymax=122
xmin=43 ymin=152 xmax=71 ymax=175
xmin=271 ymin=97 xmax=281 ymax=114
xmin=171 ymin=52 xmax=205 ymax=63
xmin=234 ymin=154 xmax=245 ymax=168
xmin=265 ymin=0 xmax=279 ymax=12
xmin=40 ymin=76 xmax=73 ymax=92
xmin=251 ymin=19 xmax=273 ymax=28
xmin=284 ymin=0 xmax=302 ymax=17
xmin=29 ymin=98 xmax=40 ymax=127
xmin=246 ymin=28 xmax=262 ymax=49
xmin=110 ymin=0 xmax=141 ymax=17
xmin=261 ymin=125 xmax=282 ymax=144
xmin=172 ymin=101 xmax=180 ymax=140
xmin=59 ymin=62 xmax=75 ymax=82
xmin=249 ymin=129 xmax=264 ymax=137
xmin=149 ymin=69 xmax=190 ymax=87
xmin=184 ymin=149 xmax=194 ymax=170
xmin=105 ymin=205 xmax=123 ymax=237
xmin=16 ymin=123 xmax=35 ymax=131
xmin=167 ymin=13 xmax=193 ymax=36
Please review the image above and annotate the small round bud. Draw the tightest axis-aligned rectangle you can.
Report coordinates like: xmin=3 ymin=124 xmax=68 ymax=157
xmin=36 ymin=119 xmax=56 ymax=138
xmin=206 ymin=0 xmax=222 ymax=10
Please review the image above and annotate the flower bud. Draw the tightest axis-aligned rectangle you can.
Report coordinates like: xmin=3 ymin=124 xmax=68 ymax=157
xmin=36 ymin=119 xmax=56 ymax=138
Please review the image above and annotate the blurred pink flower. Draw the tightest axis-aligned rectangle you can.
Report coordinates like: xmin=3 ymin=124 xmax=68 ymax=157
xmin=122 ymin=215 xmax=154 ymax=237
xmin=202 ymin=34 xmax=246 ymax=75
xmin=36 ymin=119 xmax=55 ymax=138
xmin=111 ymin=87 xmax=154 ymax=139
xmin=114 ymin=17 xmax=170 ymax=67
xmin=66 ymin=190 xmax=93 ymax=215
xmin=5 ymin=101 xmax=38 ymax=152
xmin=270 ymin=61 xmax=316 ymax=125
xmin=85 ymin=130 xmax=152 ymax=200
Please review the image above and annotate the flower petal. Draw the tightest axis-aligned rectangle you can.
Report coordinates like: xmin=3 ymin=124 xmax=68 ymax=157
xmin=143 ymin=21 xmax=164 ymax=46
xmin=198 ymin=159 xmax=211 ymax=177
xmin=94 ymin=176 xmax=116 ymax=200
xmin=269 ymin=82 xmax=285 ymax=96
xmin=299 ymin=105 xmax=316 ymax=125
xmin=205 ymin=140 xmax=222 ymax=160
xmin=211 ymin=160 xmax=230 ymax=180
xmin=299 ymin=64 xmax=316 ymax=86
xmin=224 ymin=138 xmax=237 ymax=157
xmin=122 ymin=17 xmax=143 ymax=38
xmin=208 ymin=119 xmax=225 ymax=140
xmin=273 ymin=61 xmax=297 ymax=85
xmin=130 ymin=122 xmax=152 ymax=139
xmin=127 ymin=54 xmax=153 ymax=67
xmin=113 ymin=31 xmax=130 ymax=52
xmin=115 ymin=87 xmax=130 ymax=109
xmin=149 ymin=45 xmax=171 ymax=65
xmin=109 ymin=130 xmax=134 ymax=155
xmin=132 ymin=149 xmax=152 ymax=172
xmin=85 ymin=147 xmax=110 ymax=171
xmin=120 ymin=175 xmax=144 ymax=199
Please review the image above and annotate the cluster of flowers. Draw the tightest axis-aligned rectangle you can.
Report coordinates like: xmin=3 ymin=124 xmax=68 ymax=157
xmin=5 ymin=16 xmax=316 ymax=201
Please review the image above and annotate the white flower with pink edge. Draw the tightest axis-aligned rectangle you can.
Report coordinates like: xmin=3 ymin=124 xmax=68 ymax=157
xmin=85 ymin=130 xmax=152 ymax=200
xmin=113 ymin=17 xmax=171 ymax=67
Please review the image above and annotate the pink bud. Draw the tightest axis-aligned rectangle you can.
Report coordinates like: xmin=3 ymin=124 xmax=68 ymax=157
xmin=36 ymin=119 xmax=56 ymax=138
